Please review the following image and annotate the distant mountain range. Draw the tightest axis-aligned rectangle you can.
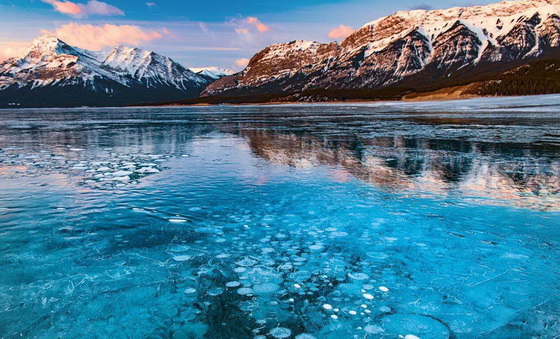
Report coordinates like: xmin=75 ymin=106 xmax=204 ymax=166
xmin=190 ymin=67 xmax=235 ymax=80
xmin=1 ymin=0 xmax=559 ymax=107
xmin=203 ymin=0 xmax=560 ymax=102
xmin=0 ymin=35 xmax=219 ymax=107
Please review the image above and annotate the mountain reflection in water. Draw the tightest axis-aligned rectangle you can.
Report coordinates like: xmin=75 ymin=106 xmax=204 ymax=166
xmin=236 ymin=129 xmax=559 ymax=210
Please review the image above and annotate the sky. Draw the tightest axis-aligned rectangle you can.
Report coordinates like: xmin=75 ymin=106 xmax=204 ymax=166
xmin=0 ymin=0 xmax=500 ymax=70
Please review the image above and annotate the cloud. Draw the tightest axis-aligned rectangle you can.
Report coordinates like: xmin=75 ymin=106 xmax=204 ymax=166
xmin=230 ymin=16 xmax=270 ymax=35
xmin=41 ymin=23 xmax=165 ymax=50
xmin=245 ymin=17 xmax=270 ymax=33
xmin=327 ymin=25 xmax=356 ymax=39
xmin=0 ymin=41 xmax=29 ymax=62
xmin=42 ymin=0 xmax=124 ymax=18
xmin=235 ymin=58 xmax=250 ymax=67
xmin=146 ymin=2 xmax=157 ymax=8
xmin=235 ymin=27 xmax=250 ymax=35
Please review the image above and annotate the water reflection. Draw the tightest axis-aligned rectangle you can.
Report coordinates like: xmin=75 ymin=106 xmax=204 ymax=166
xmin=235 ymin=129 xmax=560 ymax=210
xmin=1 ymin=104 xmax=559 ymax=210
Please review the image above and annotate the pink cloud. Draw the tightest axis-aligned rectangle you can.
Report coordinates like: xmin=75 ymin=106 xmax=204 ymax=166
xmin=235 ymin=58 xmax=250 ymax=67
xmin=235 ymin=27 xmax=250 ymax=35
xmin=327 ymin=25 xmax=356 ymax=39
xmin=0 ymin=41 xmax=29 ymax=62
xmin=42 ymin=23 xmax=165 ymax=50
xmin=42 ymin=0 xmax=124 ymax=18
xmin=230 ymin=16 xmax=271 ymax=35
xmin=245 ymin=17 xmax=270 ymax=33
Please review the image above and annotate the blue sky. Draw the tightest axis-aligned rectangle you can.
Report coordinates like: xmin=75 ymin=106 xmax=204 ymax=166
xmin=0 ymin=0 xmax=499 ymax=70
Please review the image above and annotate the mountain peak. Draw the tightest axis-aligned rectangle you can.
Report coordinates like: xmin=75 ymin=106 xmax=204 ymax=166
xmin=23 ymin=34 xmax=74 ymax=59
xmin=0 ymin=35 xmax=212 ymax=106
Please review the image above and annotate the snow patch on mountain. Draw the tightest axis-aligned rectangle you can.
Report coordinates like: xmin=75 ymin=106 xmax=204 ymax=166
xmin=190 ymin=67 xmax=235 ymax=79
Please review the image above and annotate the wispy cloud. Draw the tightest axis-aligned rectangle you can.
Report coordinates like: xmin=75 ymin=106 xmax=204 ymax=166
xmin=327 ymin=24 xmax=355 ymax=39
xmin=235 ymin=27 xmax=250 ymax=35
xmin=235 ymin=58 xmax=250 ymax=67
xmin=41 ymin=23 xmax=165 ymax=50
xmin=42 ymin=0 xmax=124 ymax=18
xmin=229 ymin=16 xmax=271 ymax=35
xmin=146 ymin=2 xmax=157 ymax=8
xmin=245 ymin=17 xmax=270 ymax=33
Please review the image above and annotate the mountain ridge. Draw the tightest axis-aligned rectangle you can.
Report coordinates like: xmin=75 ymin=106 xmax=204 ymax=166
xmin=203 ymin=0 xmax=560 ymax=98
xmin=0 ymin=35 xmax=212 ymax=107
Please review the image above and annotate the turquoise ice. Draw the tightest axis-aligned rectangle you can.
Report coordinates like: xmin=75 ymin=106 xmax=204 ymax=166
xmin=0 ymin=95 xmax=559 ymax=338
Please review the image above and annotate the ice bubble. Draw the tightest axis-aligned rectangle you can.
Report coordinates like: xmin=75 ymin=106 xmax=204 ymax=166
xmin=169 ymin=218 xmax=188 ymax=223
xmin=216 ymin=253 xmax=230 ymax=259
xmin=295 ymin=334 xmax=316 ymax=339
xmin=331 ymin=232 xmax=348 ymax=237
xmin=279 ymin=263 xmax=293 ymax=270
xmin=234 ymin=267 xmax=247 ymax=273
xmin=170 ymin=245 xmax=190 ymax=252
xmin=330 ymin=315 xmax=338 ymax=320
xmin=349 ymin=310 xmax=357 ymax=315
xmin=382 ymin=314 xmax=449 ymax=338
xmin=294 ymin=284 xmax=302 ymax=289
xmin=363 ymin=293 xmax=374 ymax=300
xmin=269 ymin=327 xmax=291 ymax=339
xmin=207 ymin=288 xmax=224 ymax=296
xmin=309 ymin=244 xmax=324 ymax=251
xmin=361 ymin=304 xmax=368 ymax=308
xmin=226 ymin=281 xmax=241 ymax=288
xmin=322 ymin=304 xmax=333 ymax=310
xmin=113 ymin=170 xmax=133 ymax=176
xmin=172 ymin=255 xmax=192 ymax=262
xmin=237 ymin=288 xmax=254 ymax=296
xmin=364 ymin=325 xmax=384 ymax=334
xmin=184 ymin=288 xmax=196 ymax=295
xmin=262 ymin=247 xmax=275 ymax=253
xmin=379 ymin=306 xmax=391 ymax=313
xmin=253 ymin=283 xmax=279 ymax=295
xmin=404 ymin=335 xmax=420 ymax=339
xmin=236 ymin=257 xmax=258 ymax=267
xmin=379 ymin=286 xmax=389 ymax=292
xmin=348 ymin=273 xmax=369 ymax=280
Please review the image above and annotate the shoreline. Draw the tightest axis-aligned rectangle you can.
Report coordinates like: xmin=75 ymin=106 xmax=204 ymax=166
xmin=2 ymin=93 xmax=559 ymax=110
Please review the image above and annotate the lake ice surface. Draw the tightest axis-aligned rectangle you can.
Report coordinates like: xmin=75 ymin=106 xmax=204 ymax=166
xmin=0 ymin=95 xmax=559 ymax=338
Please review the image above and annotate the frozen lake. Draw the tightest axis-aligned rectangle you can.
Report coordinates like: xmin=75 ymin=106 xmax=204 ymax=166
xmin=0 ymin=95 xmax=559 ymax=338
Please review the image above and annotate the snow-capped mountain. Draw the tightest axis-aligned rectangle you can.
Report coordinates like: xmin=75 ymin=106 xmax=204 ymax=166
xmin=204 ymin=0 xmax=560 ymax=97
xmin=0 ymin=35 xmax=212 ymax=107
xmin=190 ymin=67 xmax=235 ymax=80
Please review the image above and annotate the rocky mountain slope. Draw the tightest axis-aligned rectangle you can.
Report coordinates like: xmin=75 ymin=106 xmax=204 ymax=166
xmin=204 ymin=0 xmax=560 ymax=98
xmin=0 ymin=35 xmax=212 ymax=107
